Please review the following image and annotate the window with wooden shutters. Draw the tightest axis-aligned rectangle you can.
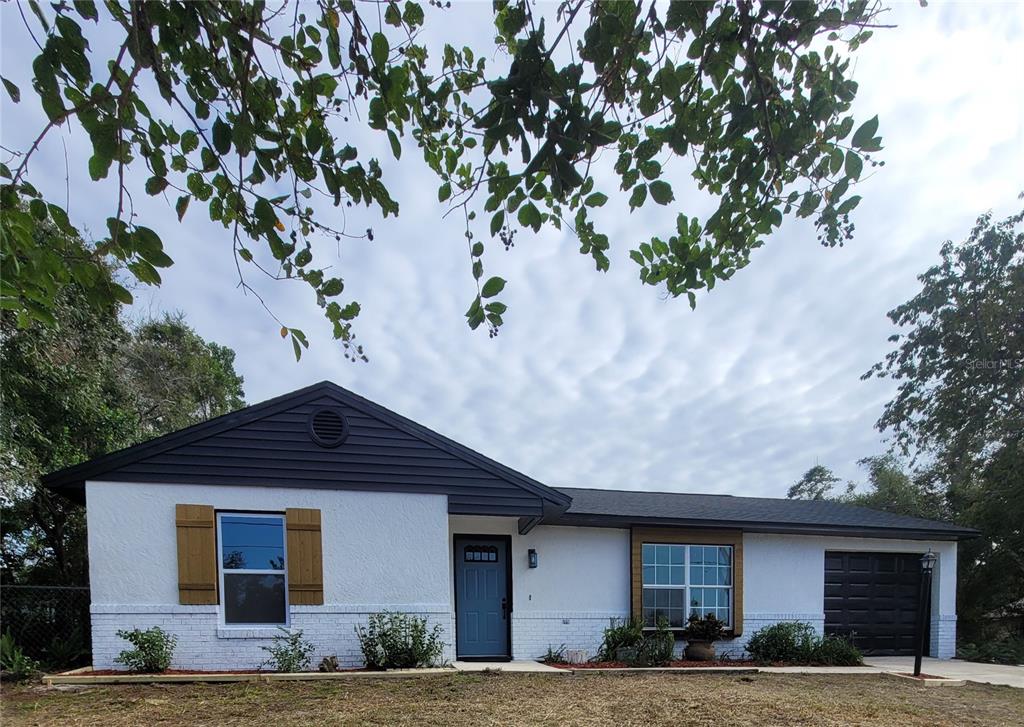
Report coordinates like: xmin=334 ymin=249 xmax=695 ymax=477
xmin=175 ymin=504 xmax=218 ymax=605
xmin=285 ymin=508 xmax=324 ymax=606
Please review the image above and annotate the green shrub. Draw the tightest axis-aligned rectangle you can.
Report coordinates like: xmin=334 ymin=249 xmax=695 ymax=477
xmin=681 ymin=613 xmax=727 ymax=643
xmin=627 ymin=618 xmax=674 ymax=667
xmin=355 ymin=612 xmax=445 ymax=669
xmin=958 ymin=637 xmax=1024 ymax=665
xmin=260 ymin=627 xmax=315 ymax=673
xmin=114 ymin=627 xmax=177 ymax=673
xmin=745 ymin=622 xmax=862 ymax=665
xmin=597 ymin=617 xmax=645 ymax=661
xmin=1 ymin=631 xmax=40 ymax=681
xmin=44 ymin=629 xmax=88 ymax=670
xmin=814 ymin=634 xmax=863 ymax=666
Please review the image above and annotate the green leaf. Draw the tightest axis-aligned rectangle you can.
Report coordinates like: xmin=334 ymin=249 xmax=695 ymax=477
xmin=384 ymin=2 xmax=401 ymax=26
xmin=321 ymin=278 xmax=344 ymax=297
xmin=438 ymin=182 xmax=451 ymax=202
xmin=629 ymin=185 xmax=647 ymax=210
xmin=490 ymin=211 xmax=505 ymax=235
xmin=516 ymin=202 xmax=542 ymax=231
xmin=585 ymin=192 xmax=608 ymax=208
xmin=145 ymin=176 xmax=168 ymax=195
xmin=844 ymin=151 xmax=863 ymax=180
xmin=481 ymin=276 xmax=505 ymax=298
xmin=88 ymin=153 xmax=111 ymax=180
xmin=851 ymin=115 xmax=879 ymax=149
xmin=175 ymin=195 xmax=190 ymax=221
xmin=28 ymin=198 xmax=48 ymax=220
xmin=387 ymin=130 xmax=401 ymax=159
xmin=649 ymin=180 xmax=674 ymax=205
xmin=371 ymin=33 xmax=389 ymax=68
xmin=1 ymin=76 xmax=20 ymax=103
xmin=212 ymin=117 xmax=232 ymax=155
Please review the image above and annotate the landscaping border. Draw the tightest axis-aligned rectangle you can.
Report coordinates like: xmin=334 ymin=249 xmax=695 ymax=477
xmin=42 ymin=666 xmax=456 ymax=686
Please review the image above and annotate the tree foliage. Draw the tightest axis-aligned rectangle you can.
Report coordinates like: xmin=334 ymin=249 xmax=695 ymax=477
xmin=787 ymin=463 xmax=843 ymax=500
xmin=1 ymin=221 xmax=244 ymax=584
xmin=1 ymin=0 xmax=886 ymax=358
xmin=864 ymin=207 xmax=1024 ymax=477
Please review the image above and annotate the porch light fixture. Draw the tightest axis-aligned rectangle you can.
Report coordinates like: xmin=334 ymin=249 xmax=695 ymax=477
xmin=913 ymin=549 xmax=937 ymax=676
xmin=528 ymin=549 xmax=538 ymax=568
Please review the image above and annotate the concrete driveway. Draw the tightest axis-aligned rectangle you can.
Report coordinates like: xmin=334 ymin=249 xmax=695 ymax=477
xmin=865 ymin=656 xmax=1024 ymax=688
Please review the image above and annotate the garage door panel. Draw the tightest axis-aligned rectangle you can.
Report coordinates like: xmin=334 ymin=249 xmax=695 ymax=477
xmin=823 ymin=551 xmax=928 ymax=656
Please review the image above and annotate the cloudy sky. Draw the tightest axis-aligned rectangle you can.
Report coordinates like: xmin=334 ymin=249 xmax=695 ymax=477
xmin=2 ymin=1 xmax=1022 ymax=498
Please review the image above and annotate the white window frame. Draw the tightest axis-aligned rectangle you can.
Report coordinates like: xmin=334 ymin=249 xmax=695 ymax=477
xmin=216 ymin=511 xmax=289 ymax=628
xmin=640 ymin=543 xmax=734 ymax=630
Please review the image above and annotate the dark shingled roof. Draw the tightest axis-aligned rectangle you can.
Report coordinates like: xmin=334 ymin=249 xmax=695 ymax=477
xmin=549 ymin=487 xmax=977 ymax=540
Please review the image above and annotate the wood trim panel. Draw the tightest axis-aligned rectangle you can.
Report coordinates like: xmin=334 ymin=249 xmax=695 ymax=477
xmin=630 ymin=527 xmax=744 ymax=636
xmin=175 ymin=504 xmax=218 ymax=605
xmin=286 ymin=508 xmax=324 ymax=605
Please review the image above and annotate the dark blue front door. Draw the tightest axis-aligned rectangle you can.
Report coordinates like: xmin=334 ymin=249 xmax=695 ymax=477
xmin=455 ymin=537 xmax=509 ymax=658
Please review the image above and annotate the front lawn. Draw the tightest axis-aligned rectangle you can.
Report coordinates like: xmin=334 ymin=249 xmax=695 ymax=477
xmin=3 ymin=672 xmax=1022 ymax=726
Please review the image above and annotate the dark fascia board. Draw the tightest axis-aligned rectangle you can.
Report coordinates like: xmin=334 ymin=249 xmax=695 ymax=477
xmin=41 ymin=381 xmax=571 ymax=510
xmin=548 ymin=513 xmax=980 ymax=541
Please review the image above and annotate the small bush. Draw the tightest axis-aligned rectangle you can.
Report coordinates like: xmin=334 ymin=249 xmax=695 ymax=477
xmin=540 ymin=644 xmax=567 ymax=664
xmin=627 ymin=619 xmax=674 ymax=667
xmin=746 ymin=622 xmax=862 ymax=665
xmin=1 ymin=631 xmax=40 ymax=682
xmin=814 ymin=634 xmax=863 ymax=666
xmin=681 ymin=613 xmax=727 ymax=643
xmin=114 ymin=627 xmax=177 ymax=673
xmin=597 ymin=617 xmax=645 ymax=661
xmin=958 ymin=637 xmax=1024 ymax=665
xmin=355 ymin=612 xmax=445 ymax=669
xmin=260 ymin=628 xmax=315 ymax=673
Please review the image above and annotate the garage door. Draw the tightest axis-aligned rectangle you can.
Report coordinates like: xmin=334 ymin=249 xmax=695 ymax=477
xmin=824 ymin=551 xmax=928 ymax=656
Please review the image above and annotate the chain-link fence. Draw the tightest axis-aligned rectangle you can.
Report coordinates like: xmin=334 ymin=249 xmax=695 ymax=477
xmin=0 ymin=585 xmax=90 ymax=669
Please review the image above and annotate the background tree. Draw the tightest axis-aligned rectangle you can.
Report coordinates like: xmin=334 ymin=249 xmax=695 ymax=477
xmin=1 ymin=223 xmax=245 ymax=585
xmin=2 ymin=0 xmax=886 ymax=359
xmin=787 ymin=463 xmax=844 ymax=500
xmin=797 ymin=206 xmax=1024 ymax=640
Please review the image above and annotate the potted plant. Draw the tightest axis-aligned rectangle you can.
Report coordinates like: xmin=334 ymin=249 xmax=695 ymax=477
xmin=681 ymin=613 xmax=727 ymax=661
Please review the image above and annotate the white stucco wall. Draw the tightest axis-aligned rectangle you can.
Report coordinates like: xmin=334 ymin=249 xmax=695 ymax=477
xmin=739 ymin=533 xmax=957 ymax=658
xmin=86 ymin=480 xmax=452 ymax=669
xmin=448 ymin=516 xmax=630 ymax=659
xmin=85 ymin=480 xmax=960 ymax=668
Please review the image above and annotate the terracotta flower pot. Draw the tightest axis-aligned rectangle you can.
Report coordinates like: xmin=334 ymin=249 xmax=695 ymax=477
xmin=684 ymin=640 xmax=716 ymax=661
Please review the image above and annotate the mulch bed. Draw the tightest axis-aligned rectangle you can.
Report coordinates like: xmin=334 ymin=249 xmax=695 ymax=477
xmin=79 ymin=668 xmax=364 ymax=676
xmin=551 ymin=659 xmax=756 ymax=669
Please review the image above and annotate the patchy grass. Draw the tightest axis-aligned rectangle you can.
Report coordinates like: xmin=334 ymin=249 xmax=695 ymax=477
xmin=3 ymin=672 xmax=1022 ymax=726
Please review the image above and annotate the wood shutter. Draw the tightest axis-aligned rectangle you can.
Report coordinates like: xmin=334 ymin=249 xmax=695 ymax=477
xmin=175 ymin=504 xmax=218 ymax=605
xmin=286 ymin=508 xmax=324 ymax=605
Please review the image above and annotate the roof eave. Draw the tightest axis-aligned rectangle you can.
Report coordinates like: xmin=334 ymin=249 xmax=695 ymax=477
xmin=547 ymin=512 xmax=979 ymax=541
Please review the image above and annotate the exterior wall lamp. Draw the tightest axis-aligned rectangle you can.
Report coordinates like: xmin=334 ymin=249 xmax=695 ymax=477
xmin=528 ymin=549 xmax=538 ymax=568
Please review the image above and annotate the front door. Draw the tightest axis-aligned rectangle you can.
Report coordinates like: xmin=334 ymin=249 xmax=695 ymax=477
xmin=454 ymin=536 xmax=510 ymax=659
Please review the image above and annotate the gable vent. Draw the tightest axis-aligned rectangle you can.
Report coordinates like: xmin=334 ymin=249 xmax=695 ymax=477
xmin=309 ymin=407 xmax=349 ymax=448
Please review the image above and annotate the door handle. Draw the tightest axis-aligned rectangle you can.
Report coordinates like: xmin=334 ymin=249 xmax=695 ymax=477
xmin=501 ymin=598 xmax=508 ymax=620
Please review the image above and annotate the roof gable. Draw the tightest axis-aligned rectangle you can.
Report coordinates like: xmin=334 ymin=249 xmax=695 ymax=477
xmin=43 ymin=381 xmax=570 ymax=516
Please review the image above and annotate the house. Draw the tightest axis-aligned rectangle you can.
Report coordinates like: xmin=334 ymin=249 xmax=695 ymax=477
xmin=42 ymin=381 xmax=977 ymax=670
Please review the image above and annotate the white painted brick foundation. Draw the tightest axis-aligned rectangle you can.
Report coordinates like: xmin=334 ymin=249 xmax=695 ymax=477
xmin=510 ymin=611 xmax=628 ymax=660
xmin=931 ymin=614 xmax=956 ymax=659
xmin=92 ymin=604 xmax=453 ymax=671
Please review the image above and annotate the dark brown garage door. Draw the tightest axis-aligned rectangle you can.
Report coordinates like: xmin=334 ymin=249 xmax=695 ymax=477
xmin=824 ymin=551 xmax=928 ymax=656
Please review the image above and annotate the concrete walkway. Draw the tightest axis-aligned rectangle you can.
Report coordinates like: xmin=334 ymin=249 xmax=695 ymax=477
xmin=865 ymin=656 xmax=1024 ymax=688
